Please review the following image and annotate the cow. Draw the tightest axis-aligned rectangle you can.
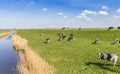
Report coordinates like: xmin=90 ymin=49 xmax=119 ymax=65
xmin=58 ymin=32 xmax=66 ymax=41
xmin=117 ymin=27 xmax=120 ymax=29
xmin=92 ymin=38 xmax=100 ymax=44
xmin=98 ymin=53 xmax=118 ymax=67
xmin=108 ymin=27 xmax=114 ymax=31
xmin=67 ymin=34 xmax=74 ymax=41
xmin=78 ymin=28 xmax=82 ymax=30
xmin=45 ymin=38 xmax=50 ymax=44
xmin=62 ymin=27 xmax=66 ymax=30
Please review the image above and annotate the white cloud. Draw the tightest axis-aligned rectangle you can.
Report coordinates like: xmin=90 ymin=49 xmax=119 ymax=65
xmin=84 ymin=17 xmax=93 ymax=22
xmin=76 ymin=9 xmax=108 ymax=22
xmin=98 ymin=11 xmax=108 ymax=16
xmin=80 ymin=13 xmax=86 ymax=16
xmin=81 ymin=10 xmax=108 ymax=16
xmin=58 ymin=12 xmax=67 ymax=18
xmin=102 ymin=6 xmax=109 ymax=10
xmin=83 ymin=10 xmax=97 ymax=16
xmin=42 ymin=8 xmax=48 ymax=11
xmin=76 ymin=13 xmax=93 ymax=22
xmin=58 ymin=12 xmax=63 ymax=15
xmin=63 ymin=16 xmax=67 ymax=18
xmin=76 ymin=13 xmax=86 ymax=19
xmin=117 ymin=8 xmax=120 ymax=13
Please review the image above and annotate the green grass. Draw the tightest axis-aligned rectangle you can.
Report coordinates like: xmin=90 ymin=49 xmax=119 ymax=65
xmin=17 ymin=29 xmax=120 ymax=74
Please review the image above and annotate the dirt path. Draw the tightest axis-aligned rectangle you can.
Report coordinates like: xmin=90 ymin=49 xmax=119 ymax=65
xmin=12 ymin=34 xmax=55 ymax=74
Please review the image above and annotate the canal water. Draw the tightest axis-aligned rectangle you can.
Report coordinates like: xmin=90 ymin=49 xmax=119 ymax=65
xmin=0 ymin=31 xmax=18 ymax=74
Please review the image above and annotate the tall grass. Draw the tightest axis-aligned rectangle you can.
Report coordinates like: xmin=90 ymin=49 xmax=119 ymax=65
xmin=12 ymin=35 xmax=55 ymax=74
xmin=0 ymin=30 xmax=12 ymax=39
xmin=17 ymin=29 xmax=120 ymax=74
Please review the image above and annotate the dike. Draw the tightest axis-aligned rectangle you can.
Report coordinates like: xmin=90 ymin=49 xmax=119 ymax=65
xmin=12 ymin=34 xmax=55 ymax=74
xmin=0 ymin=31 xmax=12 ymax=39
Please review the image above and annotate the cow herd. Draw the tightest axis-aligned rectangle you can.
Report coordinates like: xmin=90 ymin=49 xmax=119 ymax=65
xmin=40 ymin=29 xmax=120 ymax=68
xmin=92 ymin=38 xmax=120 ymax=45
xmin=60 ymin=27 xmax=120 ymax=31
xmin=43 ymin=32 xmax=75 ymax=44
xmin=108 ymin=27 xmax=120 ymax=31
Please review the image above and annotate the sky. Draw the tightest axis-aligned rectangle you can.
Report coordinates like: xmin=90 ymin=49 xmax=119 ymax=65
xmin=0 ymin=0 xmax=120 ymax=29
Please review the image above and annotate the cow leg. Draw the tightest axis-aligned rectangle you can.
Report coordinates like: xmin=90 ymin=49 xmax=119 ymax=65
xmin=113 ymin=59 xmax=117 ymax=67
xmin=101 ymin=60 xmax=106 ymax=66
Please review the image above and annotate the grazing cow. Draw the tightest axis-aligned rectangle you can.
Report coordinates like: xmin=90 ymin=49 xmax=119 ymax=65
xmin=67 ymin=34 xmax=74 ymax=41
xmin=62 ymin=27 xmax=66 ymax=30
xmin=45 ymin=38 xmax=50 ymax=44
xmin=108 ymin=27 xmax=114 ymax=31
xmin=114 ymin=38 xmax=120 ymax=44
xmin=40 ymin=33 xmax=43 ymax=36
xmin=111 ymin=38 xmax=120 ymax=44
xmin=58 ymin=35 xmax=66 ymax=41
xmin=58 ymin=32 xmax=66 ymax=41
xmin=92 ymin=38 xmax=100 ymax=44
xmin=117 ymin=27 xmax=120 ymax=29
xmin=58 ymin=33 xmax=61 ymax=37
xmin=62 ymin=35 xmax=66 ymax=39
xmin=98 ymin=53 xmax=118 ymax=66
xmin=78 ymin=28 xmax=82 ymax=30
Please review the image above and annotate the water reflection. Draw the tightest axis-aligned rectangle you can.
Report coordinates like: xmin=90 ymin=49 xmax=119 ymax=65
xmin=0 ymin=31 xmax=18 ymax=74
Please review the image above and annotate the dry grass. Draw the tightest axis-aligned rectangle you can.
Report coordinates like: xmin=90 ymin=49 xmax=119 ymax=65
xmin=0 ymin=30 xmax=12 ymax=39
xmin=12 ymin=35 xmax=55 ymax=74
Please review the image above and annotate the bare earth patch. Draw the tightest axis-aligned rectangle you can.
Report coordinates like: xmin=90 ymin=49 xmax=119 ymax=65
xmin=12 ymin=34 xmax=55 ymax=74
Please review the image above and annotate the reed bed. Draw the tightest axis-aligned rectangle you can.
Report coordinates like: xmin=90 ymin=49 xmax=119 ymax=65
xmin=12 ymin=35 xmax=55 ymax=74
xmin=0 ymin=30 xmax=12 ymax=39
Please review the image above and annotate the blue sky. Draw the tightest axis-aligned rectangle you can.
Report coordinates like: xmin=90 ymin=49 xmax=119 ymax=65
xmin=0 ymin=0 xmax=120 ymax=29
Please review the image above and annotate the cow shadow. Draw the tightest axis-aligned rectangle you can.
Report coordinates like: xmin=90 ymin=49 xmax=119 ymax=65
xmin=86 ymin=62 xmax=120 ymax=73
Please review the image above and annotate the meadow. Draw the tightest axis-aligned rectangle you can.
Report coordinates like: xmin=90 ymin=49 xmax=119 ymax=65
xmin=17 ymin=29 xmax=120 ymax=74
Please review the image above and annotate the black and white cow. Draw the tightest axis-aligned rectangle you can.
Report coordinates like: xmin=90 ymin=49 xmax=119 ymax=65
xmin=98 ymin=53 xmax=118 ymax=66
xmin=108 ymin=27 xmax=114 ymax=31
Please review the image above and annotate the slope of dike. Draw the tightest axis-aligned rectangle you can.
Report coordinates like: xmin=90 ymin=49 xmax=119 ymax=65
xmin=12 ymin=34 xmax=55 ymax=74
xmin=0 ymin=31 xmax=12 ymax=39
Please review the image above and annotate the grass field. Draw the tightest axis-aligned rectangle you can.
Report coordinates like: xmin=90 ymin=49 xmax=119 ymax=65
xmin=17 ymin=29 xmax=120 ymax=74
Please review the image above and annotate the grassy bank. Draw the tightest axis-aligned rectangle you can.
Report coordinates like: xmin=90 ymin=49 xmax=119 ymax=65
xmin=12 ymin=35 xmax=54 ymax=74
xmin=17 ymin=29 xmax=120 ymax=74
xmin=0 ymin=30 xmax=12 ymax=39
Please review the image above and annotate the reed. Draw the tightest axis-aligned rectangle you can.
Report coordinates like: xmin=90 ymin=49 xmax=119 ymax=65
xmin=0 ymin=30 xmax=12 ymax=39
xmin=12 ymin=35 xmax=55 ymax=74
